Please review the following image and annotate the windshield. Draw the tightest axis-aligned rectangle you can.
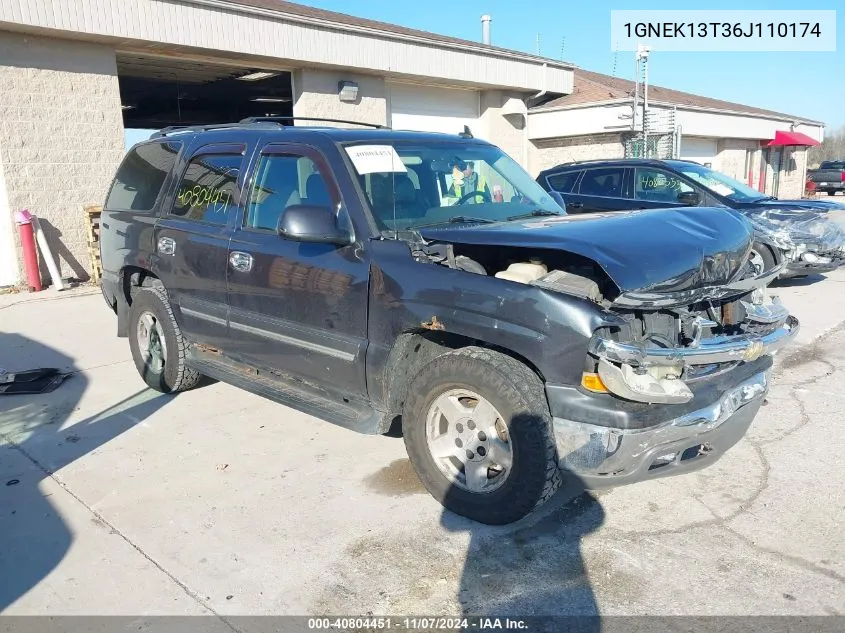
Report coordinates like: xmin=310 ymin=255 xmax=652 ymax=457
xmin=343 ymin=141 xmax=563 ymax=232
xmin=668 ymin=160 xmax=768 ymax=203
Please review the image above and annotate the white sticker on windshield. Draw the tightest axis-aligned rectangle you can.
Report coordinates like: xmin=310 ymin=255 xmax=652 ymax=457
xmin=345 ymin=145 xmax=407 ymax=175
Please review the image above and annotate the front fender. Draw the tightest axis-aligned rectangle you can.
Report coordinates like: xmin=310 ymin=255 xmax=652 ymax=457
xmin=365 ymin=241 xmax=623 ymax=404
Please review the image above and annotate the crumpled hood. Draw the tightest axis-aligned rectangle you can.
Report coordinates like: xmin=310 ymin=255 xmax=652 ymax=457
xmin=738 ymin=198 xmax=845 ymax=213
xmin=742 ymin=205 xmax=845 ymax=251
xmin=419 ymin=207 xmax=752 ymax=294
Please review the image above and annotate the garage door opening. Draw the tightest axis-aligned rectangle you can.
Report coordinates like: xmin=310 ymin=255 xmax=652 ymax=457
xmin=117 ymin=54 xmax=293 ymax=148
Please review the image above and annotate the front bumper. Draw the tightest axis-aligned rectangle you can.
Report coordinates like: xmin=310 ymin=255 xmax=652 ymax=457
xmin=588 ymin=315 xmax=799 ymax=367
xmin=552 ymin=370 xmax=769 ymax=488
xmin=782 ymin=251 xmax=845 ymax=276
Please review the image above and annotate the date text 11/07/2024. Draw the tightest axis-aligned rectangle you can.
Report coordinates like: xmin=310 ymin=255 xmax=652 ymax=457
xmin=307 ymin=617 xmax=528 ymax=630
xmin=623 ymin=22 xmax=822 ymax=39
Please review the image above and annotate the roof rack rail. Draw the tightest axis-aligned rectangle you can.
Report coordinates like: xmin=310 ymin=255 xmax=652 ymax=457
xmin=239 ymin=116 xmax=387 ymax=129
xmin=149 ymin=116 xmax=387 ymax=139
xmin=149 ymin=121 xmax=282 ymax=138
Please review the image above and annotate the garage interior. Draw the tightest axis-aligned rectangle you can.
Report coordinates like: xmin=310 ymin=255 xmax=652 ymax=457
xmin=116 ymin=53 xmax=294 ymax=130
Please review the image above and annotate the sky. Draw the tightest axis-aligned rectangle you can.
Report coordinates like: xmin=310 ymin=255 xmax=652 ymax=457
xmin=301 ymin=0 xmax=844 ymax=129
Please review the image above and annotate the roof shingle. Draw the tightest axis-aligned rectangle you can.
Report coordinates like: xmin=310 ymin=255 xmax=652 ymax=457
xmin=220 ymin=0 xmax=570 ymax=64
xmin=539 ymin=68 xmax=816 ymax=122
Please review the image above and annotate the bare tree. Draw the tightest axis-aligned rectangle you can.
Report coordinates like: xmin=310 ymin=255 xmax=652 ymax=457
xmin=809 ymin=125 xmax=845 ymax=167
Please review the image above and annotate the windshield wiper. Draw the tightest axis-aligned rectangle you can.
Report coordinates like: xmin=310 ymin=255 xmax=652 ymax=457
xmin=506 ymin=209 xmax=563 ymax=221
xmin=415 ymin=216 xmax=496 ymax=228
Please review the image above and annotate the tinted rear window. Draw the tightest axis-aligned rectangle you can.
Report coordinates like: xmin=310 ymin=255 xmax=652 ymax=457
xmin=170 ymin=154 xmax=242 ymax=225
xmin=545 ymin=171 xmax=580 ymax=193
xmin=106 ymin=141 xmax=182 ymax=211
xmin=578 ymin=167 xmax=626 ymax=197
xmin=820 ymin=161 xmax=845 ymax=170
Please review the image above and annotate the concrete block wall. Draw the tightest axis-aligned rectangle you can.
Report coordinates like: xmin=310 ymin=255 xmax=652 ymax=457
xmin=716 ymin=139 xmax=758 ymax=185
xmin=293 ymin=69 xmax=388 ymax=127
xmin=479 ymin=90 xmax=527 ymax=167
xmin=0 ymin=32 xmax=124 ymax=286
xmin=529 ymin=133 xmax=624 ymax=176
xmin=777 ymin=146 xmax=808 ymax=199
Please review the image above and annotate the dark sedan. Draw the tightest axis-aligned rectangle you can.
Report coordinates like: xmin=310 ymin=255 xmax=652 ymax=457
xmin=537 ymin=158 xmax=845 ymax=278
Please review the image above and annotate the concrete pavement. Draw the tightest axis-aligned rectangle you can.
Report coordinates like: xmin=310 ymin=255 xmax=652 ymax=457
xmin=1 ymin=268 xmax=844 ymax=618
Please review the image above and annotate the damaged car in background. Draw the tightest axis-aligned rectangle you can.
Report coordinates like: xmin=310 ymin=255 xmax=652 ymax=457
xmin=537 ymin=158 xmax=845 ymax=278
xmin=100 ymin=123 xmax=799 ymax=525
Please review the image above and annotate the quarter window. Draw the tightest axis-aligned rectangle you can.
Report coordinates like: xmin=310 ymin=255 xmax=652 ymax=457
xmin=578 ymin=168 xmax=626 ymax=197
xmin=545 ymin=171 xmax=580 ymax=193
xmin=634 ymin=168 xmax=694 ymax=203
xmin=245 ymin=155 xmax=335 ymax=231
xmin=106 ymin=141 xmax=182 ymax=211
xmin=171 ymin=154 xmax=242 ymax=225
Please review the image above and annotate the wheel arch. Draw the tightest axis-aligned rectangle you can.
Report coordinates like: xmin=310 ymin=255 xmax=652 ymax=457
xmin=380 ymin=328 xmax=547 ymax=427
xmin=116 ymin=265 xmax=162 ymax=337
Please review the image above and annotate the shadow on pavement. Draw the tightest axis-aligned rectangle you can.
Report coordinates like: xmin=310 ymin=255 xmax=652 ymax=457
xmin=0 ymin=333 xmax=171 ymax=612
xmin=771 ymin=273 xmax=827 ymax=288
xmin=440 ymin=413 xmax=604 ymax=631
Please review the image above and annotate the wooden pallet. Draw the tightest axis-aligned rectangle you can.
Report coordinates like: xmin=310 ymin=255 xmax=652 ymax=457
xmin=83 ymin=204 xmax=103 ymax=284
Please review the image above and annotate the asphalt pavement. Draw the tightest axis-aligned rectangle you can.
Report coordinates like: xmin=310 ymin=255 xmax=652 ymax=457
xmin=1 ymin=266 xmax=844 ymax=619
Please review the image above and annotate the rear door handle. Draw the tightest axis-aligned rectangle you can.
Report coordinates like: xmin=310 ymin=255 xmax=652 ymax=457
xmin=567 ymin=202 xmax=584 ymax=209
xmin=157 ymin=236 xmax=176 ymax=256
xmin=229 ymin=251 xmax=254 ymax=273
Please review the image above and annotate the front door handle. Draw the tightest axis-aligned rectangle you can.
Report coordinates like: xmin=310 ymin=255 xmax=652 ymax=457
xmin=568 ymin=202 xmax=584 ymax=209
xmin=157 ymin=236 xmax=176 ymax=256
xmin=229 ymin=251 xmax=254 ymax=273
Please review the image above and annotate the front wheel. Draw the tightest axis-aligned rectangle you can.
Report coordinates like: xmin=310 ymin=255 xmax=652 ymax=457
xmin=403 ymin=347 xmax=562 ymax=525
xmin=128 ymin=286 xmax=201 ymax=393
xmin=750 ymin=243 xmax=777 ymax=275
xmin=828 ymin=191 xmax=837 ymax=196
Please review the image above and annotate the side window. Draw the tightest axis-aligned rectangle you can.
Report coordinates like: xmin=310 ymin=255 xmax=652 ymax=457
xmin=578 ymin=168 xmax=626 ymax=197
xmin=105 ymin=141 xmax=182 ymax=211
xmin=634 ymin=168 xmax=693 ymax=203
xmin=546 ymin=171 xmax=580 ymax=193
xmin=170 ymin=153 xmax=242 ymax=225
xmin=245 ymin=154 xmax=334 ymax=232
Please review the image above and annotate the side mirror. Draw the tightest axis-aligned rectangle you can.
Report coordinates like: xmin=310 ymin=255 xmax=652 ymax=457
xmin=549 ymin=191 xmax=568 ymax=212
xmin=677 ymin=190 xmax=701 ymax=206
xmin=277 ymin=205 xmax=352 ymax=246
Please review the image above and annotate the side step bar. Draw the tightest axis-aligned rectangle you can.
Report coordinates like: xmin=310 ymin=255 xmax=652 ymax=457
xmin=186 ymin=348 xmax=387 ymax=435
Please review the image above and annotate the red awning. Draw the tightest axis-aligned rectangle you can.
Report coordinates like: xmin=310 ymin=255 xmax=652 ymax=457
xmin=766 ymin=131 xmax=820 ymax=147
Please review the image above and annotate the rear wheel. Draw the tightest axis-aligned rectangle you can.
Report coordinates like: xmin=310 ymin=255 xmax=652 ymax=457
xmin=128 ymin=286 xmax=201 ymax=393
xmin=403 ymin=347 xmax=561 ymax=525
xmin=828 ymin=191 xmax=837 ymax=196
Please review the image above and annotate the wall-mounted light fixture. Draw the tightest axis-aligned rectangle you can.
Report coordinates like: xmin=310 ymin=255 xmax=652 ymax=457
xmin=338 ymin=80 xmax=359 ymax=103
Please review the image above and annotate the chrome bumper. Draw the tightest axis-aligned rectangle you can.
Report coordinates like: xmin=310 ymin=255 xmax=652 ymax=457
xmin=553 ymin=370 xmax=769 ymax=487
xmin=588 ymin=315 xmax=799 ymax=367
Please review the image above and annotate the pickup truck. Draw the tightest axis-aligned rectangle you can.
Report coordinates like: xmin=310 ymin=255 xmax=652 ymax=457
xmin=808 ymin=161 xmax=845 ymax=196
xmin=99 ymin=118 xmax=798 ymax=524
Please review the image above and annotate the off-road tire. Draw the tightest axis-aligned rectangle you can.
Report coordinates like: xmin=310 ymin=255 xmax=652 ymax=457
xmin=128 ymin=286 xmax=201 ymax=393
xmin=403 ymin=347 xmax=562 ymax=525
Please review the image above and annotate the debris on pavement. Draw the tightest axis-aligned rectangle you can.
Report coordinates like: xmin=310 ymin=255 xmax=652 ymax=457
xmin=0 ymin=368 xmax=71 ymax=395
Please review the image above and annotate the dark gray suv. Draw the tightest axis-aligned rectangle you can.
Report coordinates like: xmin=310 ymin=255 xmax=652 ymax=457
xmin=100 ymin=118 xmax=797 ymax=524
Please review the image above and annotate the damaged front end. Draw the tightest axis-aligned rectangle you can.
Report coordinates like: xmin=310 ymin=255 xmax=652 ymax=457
xmin=745 ymin=207 xmax=845 ymax=277
xmin=586 ymin=283 xmax=797 ymax=405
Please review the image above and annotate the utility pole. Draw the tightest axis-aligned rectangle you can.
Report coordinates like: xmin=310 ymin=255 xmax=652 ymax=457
xmin=636 ymin=45 xmax=651 ymax=157
xmin=536 ymin=33 xmax=541 ymax=55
